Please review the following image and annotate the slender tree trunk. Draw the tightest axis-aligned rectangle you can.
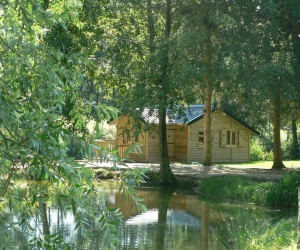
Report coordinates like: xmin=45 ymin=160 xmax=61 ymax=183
xmin=203 ymin=84 xmax=213 ymax=166
xmin=291 ymin=114 xmax=300 ymax=159
xmin=298 ymin=187 xmax=300 ymax=249
xmin=271 ymin=93 xmax=286 ymax=169
xmin=202 ymin=5 xmax=214 ymax=167
xmin=158 ymin=108 xmax=175 ymax=184
xmin=41 ymin=202 xmax=50 ymax=241
xmin=146 ymin=0 xmax=155 ymax=53
xmin=289 ymin=9 xmax=300 ymax=158
xmin=146 ymin=0 xmax=175 ymax=184
xmin=157 ymin=0 xmax=175 ymax=184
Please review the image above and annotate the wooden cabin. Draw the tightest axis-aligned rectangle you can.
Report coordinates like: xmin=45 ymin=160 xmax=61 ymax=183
xmin=115 ymin=105 xmax=258 ymax=163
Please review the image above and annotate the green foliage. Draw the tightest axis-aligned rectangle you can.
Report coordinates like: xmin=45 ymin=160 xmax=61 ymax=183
xmin=282 ymin=138 xmax=300 ymax=160
xmin=250 ymin=138 xmax=273 ymax=161
xmin=266 ymin=171 xmax=300 ymax=208
xmin=199 ymin=171 xmax=300 ymax=208
xmin=0 ymin=1 xmax=146 ymax=248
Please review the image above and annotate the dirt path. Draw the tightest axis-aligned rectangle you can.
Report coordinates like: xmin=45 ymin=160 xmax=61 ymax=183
xmin=83 ymin=161 xmax=299 ymax=182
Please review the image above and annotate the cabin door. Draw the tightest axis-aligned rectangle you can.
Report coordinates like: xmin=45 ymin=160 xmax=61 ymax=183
xmin=167 ymin=129 xmax=175 ymax=161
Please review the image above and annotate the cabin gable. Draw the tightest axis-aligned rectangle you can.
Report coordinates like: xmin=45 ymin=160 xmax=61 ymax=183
xmin=187 ymin=111 xmax=251 ymax=163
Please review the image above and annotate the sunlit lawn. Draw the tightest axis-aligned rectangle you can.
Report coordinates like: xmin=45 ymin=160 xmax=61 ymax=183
xmin=217 ymin=160 xmax=300 ymax=169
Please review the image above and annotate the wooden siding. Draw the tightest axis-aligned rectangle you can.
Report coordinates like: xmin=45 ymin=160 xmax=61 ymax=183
xmin=146 ymin=126 xmax=175 ymax=162
xmin=174 ymin=125 xmax=188 ymax=162
xmin=188 ymin=111 xmax=251 ymax=163
xmin=147 ymin=128 xmax=160 ymax=162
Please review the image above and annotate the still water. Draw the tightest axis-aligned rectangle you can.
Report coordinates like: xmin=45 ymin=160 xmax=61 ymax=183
xmin=1 ymin=181 xmax=297 ymax=249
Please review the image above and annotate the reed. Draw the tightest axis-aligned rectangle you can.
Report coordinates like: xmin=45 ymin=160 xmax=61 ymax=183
xmin=216 ymin=216 xmax=296 ymax=249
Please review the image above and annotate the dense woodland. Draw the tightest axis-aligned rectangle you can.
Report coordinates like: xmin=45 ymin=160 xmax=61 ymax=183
xmin=0 ymin=0 xmax=300 ymax=247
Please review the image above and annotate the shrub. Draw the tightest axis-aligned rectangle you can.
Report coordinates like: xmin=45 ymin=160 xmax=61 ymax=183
xmin=250 ymin=138 xmax=273 ymax=161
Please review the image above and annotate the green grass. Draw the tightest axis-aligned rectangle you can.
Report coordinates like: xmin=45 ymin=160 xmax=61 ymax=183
xmin=216 ymin=160 xmax=300 ymax=169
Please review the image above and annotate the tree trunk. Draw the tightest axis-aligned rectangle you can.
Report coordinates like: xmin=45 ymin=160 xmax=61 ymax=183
xmin=146 ymin=0 xmax=175 ymax=184
xmin=159 ymin=108 xmax=176 ymax=184
xmin=146 ymin=0 xmax=155 ymax=54
xmin=271 ymin=93 xmax=286 ymax=169
xmin=202 ymin=4 xmax=214 ymax=167
xmin=291 ymin=114 xmax=300 ymax=159
xmin=203 ymin=85 xmax=213 ymax=166
xmin=157 ymin=0 xmax=175 ymax=184
xmin=298 ymin=187 xmax=300 ymax=249
xmin=41 ymin=202 xmax=50 ymax=241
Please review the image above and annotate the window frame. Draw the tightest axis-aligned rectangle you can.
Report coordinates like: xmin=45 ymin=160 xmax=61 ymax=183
xmin=221 ymin=129 xmax=239 ymax=147
xmin=198 ymin=131 xmax=204 ymax=144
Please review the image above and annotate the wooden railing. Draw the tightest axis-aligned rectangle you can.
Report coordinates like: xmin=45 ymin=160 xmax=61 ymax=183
xmin=93 ymin=139 xmax=116 ymax=150
xmin=89 ymin=139 xmax=131 ymax=159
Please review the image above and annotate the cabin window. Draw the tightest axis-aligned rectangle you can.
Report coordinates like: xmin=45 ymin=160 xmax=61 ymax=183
xmin=198 ymin=131 xmax=204 ymax=144
xmin=226 ymin=131 xmax=231 ymax=145
xmin=225 ymin=130 xmax=238 ymax=146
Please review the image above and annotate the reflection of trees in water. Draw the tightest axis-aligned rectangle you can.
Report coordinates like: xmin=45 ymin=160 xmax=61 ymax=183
xmin=118 ymin=187 xmax=217 ymax=249
xmin=1 ymin=189 xmax=207 ymax=249
xmin=0 ymin=193 xmax=109 ymax=248
xmin=3 ymin=184 xmax=283 ymax=249
xmin=155 ymin=186 xmax=175 ymax=250
xmin=201 ymin=202 xmax=210 ymax=250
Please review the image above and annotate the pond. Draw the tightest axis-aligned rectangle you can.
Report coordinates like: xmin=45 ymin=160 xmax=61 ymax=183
xmin=1 ymin=181 xmax=297 ymax=249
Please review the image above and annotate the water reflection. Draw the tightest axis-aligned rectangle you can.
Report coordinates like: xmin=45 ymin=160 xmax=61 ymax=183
xmin=155 ymin=187 xmax=173 ymax=250
xmin=0 ymin=181 xmax=296 ymax=249
xmin=114 ymin=185 xmax=223 ymax=250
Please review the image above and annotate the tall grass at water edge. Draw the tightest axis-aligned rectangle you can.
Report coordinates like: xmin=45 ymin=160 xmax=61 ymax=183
xmin=199 ymin=171 xmax=300 ymax=208
xmin=199 ymin=173 xmax=299 ymax=249
xmin=215 ymin=215 xmax=296 ymax=249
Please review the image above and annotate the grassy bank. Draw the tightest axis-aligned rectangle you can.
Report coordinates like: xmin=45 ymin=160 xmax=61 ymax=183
xmin=218 ymin=160 xmax=300 ymax=169
xmin=199 ymin=171 xmax=300 ymax=208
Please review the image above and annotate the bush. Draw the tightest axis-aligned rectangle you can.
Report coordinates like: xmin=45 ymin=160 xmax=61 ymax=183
xmin=250 ymin=138 xmax=273 ymax=161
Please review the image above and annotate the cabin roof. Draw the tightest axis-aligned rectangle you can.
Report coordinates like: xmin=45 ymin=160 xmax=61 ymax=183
xmin=140 ymin=105 xmax=259 ymax=135
xmin=141 ymin=104 xmax=204 ymax=124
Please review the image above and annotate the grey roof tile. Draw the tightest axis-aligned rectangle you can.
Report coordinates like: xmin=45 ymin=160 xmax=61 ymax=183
xmin=141 ymin=105 xmax=205 ymax=124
